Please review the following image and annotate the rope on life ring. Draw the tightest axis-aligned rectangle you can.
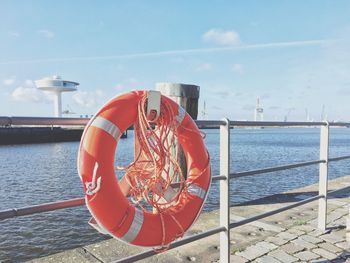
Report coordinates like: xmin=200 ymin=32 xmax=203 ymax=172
xmin=77 ymin=90 xmax=211 ymax=248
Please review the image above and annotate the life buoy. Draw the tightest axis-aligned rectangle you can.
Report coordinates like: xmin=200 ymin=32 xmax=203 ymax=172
xmin=77 ymin=90 xmax=211 ymax=247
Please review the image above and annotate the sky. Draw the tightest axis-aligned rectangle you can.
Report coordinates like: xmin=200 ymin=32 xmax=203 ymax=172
xmin=1 ymin=1 xmax=350 ymax=121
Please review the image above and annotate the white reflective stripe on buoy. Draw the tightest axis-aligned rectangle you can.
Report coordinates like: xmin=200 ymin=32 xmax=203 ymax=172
xmin=90 ymin=116 xmax=121 ymax=140
xmin=176 ymin=106 xmax=186 ymax=127
xmin=120 ymin=208 xmax=144 ymax=243
xmin=188 ymin=184 xmax=207 ymax=200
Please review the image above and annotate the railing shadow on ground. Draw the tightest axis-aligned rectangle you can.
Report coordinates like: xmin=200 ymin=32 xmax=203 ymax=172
xmin=234 ymin=187 xmax=350 ymax=206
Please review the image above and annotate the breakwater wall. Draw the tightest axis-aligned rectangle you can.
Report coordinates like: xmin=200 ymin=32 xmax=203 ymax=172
xmin=0 ymin=127 xmax=128 ymax=145
xmin=0 ymin=127 xmax=84 ymax=145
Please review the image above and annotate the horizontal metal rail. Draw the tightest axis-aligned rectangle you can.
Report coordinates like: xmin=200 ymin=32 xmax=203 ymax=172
xmin=1 ymin=116 xmax=350 ymax=128
xmin=0 ymin=198 xmax=85 ymax=220
xmin=229 ymin=120 xmax=328 ymax=127
xmin=0 ymin=154 xmax=348 ymax=221
xmin=0 ymin=175 xmax=226 ymax=221
xmin=111 ymin=226 xmax=226 ymax=263
xmin=329 ymin=155 xmax=350 ymax=162
xmin=229 ymin=194 xmax=323 ymax=229
xmin=329 ymin=122 xmax=350 ymax=127
xmin=195 ymin=120 xmax=226 ymax=128
xmin=0 ymin=116 xmax=89 ymax=126
xmin=230 ymin=160 xmax=324 ymax=179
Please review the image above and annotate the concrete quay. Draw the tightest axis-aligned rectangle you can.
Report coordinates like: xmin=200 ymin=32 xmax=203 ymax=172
xmin=31 ymin=176 xmax=350 ymax=263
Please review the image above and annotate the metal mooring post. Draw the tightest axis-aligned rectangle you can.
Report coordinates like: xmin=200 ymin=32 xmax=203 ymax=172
xmin=318 ymin=122 xmax=329 ymax=231
xmin=220 ymin=118 xmax=230 ymax=263
xmin=155 ymin=83 xmax=200 ymax=178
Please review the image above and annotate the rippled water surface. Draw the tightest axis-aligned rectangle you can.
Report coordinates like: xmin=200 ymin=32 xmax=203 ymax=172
xmin=0 ymin=128 xmax=349 ymax=262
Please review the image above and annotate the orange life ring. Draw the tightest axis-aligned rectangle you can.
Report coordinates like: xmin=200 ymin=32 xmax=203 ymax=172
xmin=77 ymin=90 xmax=211 ymax=247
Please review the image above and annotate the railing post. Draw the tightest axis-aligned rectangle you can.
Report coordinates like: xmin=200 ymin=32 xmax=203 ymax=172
xmin=220 ymin=118 xmax=230 ymax=263
xmin=318 ymin=122 xmax=329 ymax=231
xmin=347 ymin=206 xmax=350 ymax=245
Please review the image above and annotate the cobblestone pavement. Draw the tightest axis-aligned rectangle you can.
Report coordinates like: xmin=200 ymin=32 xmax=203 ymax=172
xmin=232 ymin=177 xmax=349 ymax=263
xmin=31 ymin=176 xmax=349 ymax=263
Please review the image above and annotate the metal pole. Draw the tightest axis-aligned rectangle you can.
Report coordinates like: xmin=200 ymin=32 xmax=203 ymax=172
xmin=220 ymin=118 xmax=230 ymax=263
xmin=347 ymin=205 xmax=350 ymax=245
xmin=318 ymin=122 xmax=329 ymax=231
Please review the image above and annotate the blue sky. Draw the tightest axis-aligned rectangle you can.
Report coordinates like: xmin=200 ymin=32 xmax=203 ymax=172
xmin=1 ymin=1 xmax=350 ymax=121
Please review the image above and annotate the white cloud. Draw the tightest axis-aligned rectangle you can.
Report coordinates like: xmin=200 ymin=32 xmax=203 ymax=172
xmin=9 ymin=31 xmax=20 ymax=37
xmin=38 ymin=29 xmax=55 ymax=38
xmin=202 ymin=29 xmax=240 ymax=46
xmin=232 ymin=64 xmax=244 ymax=75
xmin=11 ymin=79 xmax=52 ymax=103
xmin=126 ymin=78 xmax=138 ymax=85
xmin=114 ymin=84 xmax=124 ymax=91
xmin=3 ymin=77 xmax=16 ymax=86
xmin=0 ymin=39 xmax=333 ymax=65
xmin=12 ymin=86 xmax=49 ymax=103
xmin=73 ymin=90 xmax=103 ymax=108
xmin=195 ymin=63 xmax=213 ymax=72
xmin=24 ymin=79 xmax=35 ymax=87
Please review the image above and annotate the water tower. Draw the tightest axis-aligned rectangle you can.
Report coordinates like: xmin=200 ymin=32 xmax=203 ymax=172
xmin=35 ymin=76 xmax=79 ymax=117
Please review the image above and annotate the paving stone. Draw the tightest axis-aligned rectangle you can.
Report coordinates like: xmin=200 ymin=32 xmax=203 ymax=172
xmin=294 ymin=251 xmax=320 ymax=261
xmin=318 ymin=242 xmax=343 ymax=253
xmin=256 ymin=255 xmax=281 ymax=263
xmin=269 ymin=249 xmax=298 ymax=263
xmin=320 ymin=233 xmax=345 ymax=243
xmin=231 ymin=215 xmax=285 ymax=232
xmin=335 ymin=241 xmax=349 ymax=249
xmin=293 ymin=225 xmax=315 ymax=233
xmin=312 ymin=248 xmax=337 ymax=260
xmin=266 ymin=236 xmax=289 ymax=246
xmin=277 ymin=232 xmax=298 ymax=241
xmin=291 ymin=238 xmax=317 ymax=249
xmin=311 ymin=258 xmax=331 ymax=263
xmin=328 ymin=199 xmax=348 ymax=206
xmin=309 ymin=229 xmax=329 ymax=237
xmin=327 ymin=210 xmax=348 ymax=222
xmin=230 ymin=255 xmax=248 ymax=263
xmin=236 ymin=244 xmax=271 ymax=261
xmin=299 ymin=234 xmax=323 ymax=244
xmin=255 ymin=241 xmax=278 ymax=251
xmin=286 ymin=228 xmax=305 ymax=236
xmin=280 ymin=243 xmax=305 ymax=254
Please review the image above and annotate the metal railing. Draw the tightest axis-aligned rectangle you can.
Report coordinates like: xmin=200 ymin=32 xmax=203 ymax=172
xmin=1 ymin=117 xmax=350 ymax=263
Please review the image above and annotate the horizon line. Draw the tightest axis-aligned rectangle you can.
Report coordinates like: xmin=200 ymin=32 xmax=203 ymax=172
xmin=0 ymin=39 xmax=337 ymax=65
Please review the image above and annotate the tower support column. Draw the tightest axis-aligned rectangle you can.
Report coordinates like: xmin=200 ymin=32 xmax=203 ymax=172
xmin=54 ymin=92 xmax=62 ymax=117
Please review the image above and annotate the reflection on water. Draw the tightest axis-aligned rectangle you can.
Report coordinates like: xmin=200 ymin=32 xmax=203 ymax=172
xmin=0 ymin=128 xmax=349 ymax=262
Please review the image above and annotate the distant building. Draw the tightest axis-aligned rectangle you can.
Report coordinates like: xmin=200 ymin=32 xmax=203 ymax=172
xmin=35 ymin=75 xmax=79 ymax=117
xmin=254 ymin=97 xmax=264 ymax=121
